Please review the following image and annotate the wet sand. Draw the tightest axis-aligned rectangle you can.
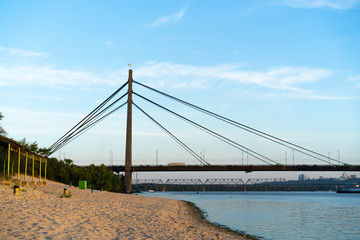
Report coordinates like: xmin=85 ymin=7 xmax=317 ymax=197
xmin=0 ymin=179 xmax=253 ymax=239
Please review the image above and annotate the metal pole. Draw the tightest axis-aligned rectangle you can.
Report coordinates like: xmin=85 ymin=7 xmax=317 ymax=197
xmin=11 ymin=152 xmax=13 ymax=177
xmin=25 ymin=153 xmax=28 ymax=182
xmin=124 ymin=69 xmax=133 ymax=194
xmin=44 ymin=158 xmax=47 ymax=183
xmin=39 ymin=157 xmax=42 ymax=183
xmin=242 ymin=151 xmax=243 ymax=166
xmin=2 ymin=147 xmax=5 ymax=179
xmin=156 ymin=150 xmax=158 ymax=166
xmin=7 ymin=143 xmax=10 ymax=177
xmin=17 ymin=148 xmax=20 ymax=180
xmin=32 ymin=155 xmax=35 ymax=182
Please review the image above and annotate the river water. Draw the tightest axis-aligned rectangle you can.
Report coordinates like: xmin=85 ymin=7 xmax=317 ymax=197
xmin=140 ymin=191 xmax=360 ymax=240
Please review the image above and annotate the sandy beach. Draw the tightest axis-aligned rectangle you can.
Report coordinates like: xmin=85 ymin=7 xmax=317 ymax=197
xmin=0 ymin=180 xmax=251 ymax=239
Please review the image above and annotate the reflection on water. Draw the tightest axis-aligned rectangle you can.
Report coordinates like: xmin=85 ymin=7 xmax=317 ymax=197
xmin=140 ymin=191 xmax=360 ymax=240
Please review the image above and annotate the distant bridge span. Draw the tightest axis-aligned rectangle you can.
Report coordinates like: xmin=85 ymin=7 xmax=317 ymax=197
xmin=108 ymin=164 xmax=360 ymax=173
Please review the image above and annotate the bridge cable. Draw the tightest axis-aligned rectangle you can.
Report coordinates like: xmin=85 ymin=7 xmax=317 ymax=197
xmin=49 ymin=81 xmax=128 ymax=152
xmin=133 ymin=102 xmax=210 ymax=166
xmin=133 ymin=81 xmax=345 ymax=165
xmin=50 ymin=92 xmax=127 ymax=152
xmin=133 ymin=92 xmax=277 ymax=165
xmin=49 ymin=82 xmax=128 ymax=154
xmin=49 ymin=92 xmax=128 ymax=153
xmin=50 ymin=101 xmax=127 ymax=154
xmin=49 ymin=82 xmax=127 ymax=151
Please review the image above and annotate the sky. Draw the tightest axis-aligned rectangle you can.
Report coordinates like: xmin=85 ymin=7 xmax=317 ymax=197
xmin=0 ymin=0 xmax=359 ymax=180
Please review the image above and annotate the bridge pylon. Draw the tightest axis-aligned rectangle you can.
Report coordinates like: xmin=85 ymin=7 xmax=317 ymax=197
xmin=124 ymin=69 xmax=133 ymax=193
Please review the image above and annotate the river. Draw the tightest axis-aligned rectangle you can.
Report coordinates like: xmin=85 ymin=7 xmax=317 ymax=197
xmin=140 ymin=191 xmax=360 ymax=240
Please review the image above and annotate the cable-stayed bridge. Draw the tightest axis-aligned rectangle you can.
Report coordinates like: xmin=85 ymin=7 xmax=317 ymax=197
xmin=107 ymin=164 xmax=360 ymax=173
xmin=48 ymin=69 xmax=360 ymax=193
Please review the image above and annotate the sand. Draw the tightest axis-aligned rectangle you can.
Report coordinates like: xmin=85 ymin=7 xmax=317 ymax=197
xmin=0 ymin=180 xmax=252 ymax=239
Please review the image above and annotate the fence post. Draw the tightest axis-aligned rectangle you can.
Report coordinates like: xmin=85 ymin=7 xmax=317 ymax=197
xmin=17 ymin=148 xmax=20 ymax=181
xmin=25 ymin=153 xmax=28 ymax=182
xmin=2 ymin=145 xmax=6 ymax=178
xmin=32 ymin=155 xmax=35 ymax=182
xmin=44 ymin=158 xmax=47 ymax=183
xmin=39 ymin=157 xmax=42 ymax=183
xmin=7 ymin=143 xmax=10 ymax=177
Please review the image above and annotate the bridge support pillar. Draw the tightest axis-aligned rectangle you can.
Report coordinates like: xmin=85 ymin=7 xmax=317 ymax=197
xmin=202 ymin=185 xmax=205 ymax=192
xmin=124 ymin=69 xmax=133 ymax=194
xmin=162 ymin=185 xmax=165 ymax=192
xmin=244 ymin=185 xmax=247 ymax=192
xmin=288 ymin=185 xmax=291 ymax=192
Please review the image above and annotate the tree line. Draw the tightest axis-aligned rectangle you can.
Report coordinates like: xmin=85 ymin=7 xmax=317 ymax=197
xmin=0 ymin=112 xmax=124 ymax=192
xmin=0 ymin=141 xmax=124 ymax=193
xmin=47 ymin=158 xmax=124 ymax=192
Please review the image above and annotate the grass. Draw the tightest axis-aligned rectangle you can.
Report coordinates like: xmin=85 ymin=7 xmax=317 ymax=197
xmin=60 ymin=191 xmax=72 ymax=198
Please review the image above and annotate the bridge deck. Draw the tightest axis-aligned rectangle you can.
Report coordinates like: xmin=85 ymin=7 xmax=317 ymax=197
xmin=108 ymin=164 xmax=360 ymax=173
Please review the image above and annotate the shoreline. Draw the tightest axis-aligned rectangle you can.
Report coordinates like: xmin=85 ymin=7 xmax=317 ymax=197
xmin=181 ymin=200 xmax=259 ymax=240
xmin=0 ymin=180 xmax=255 ymax=239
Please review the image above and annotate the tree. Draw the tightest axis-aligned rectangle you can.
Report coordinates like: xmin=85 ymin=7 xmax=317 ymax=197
xmin=0 ymin=112 xmax=6 ymax=135
xmin=64 ymin=158 xmax=74 ymax=166
xmin=17 ymin=138 xmax=38 ymax=152
xmin=38 ymin=147 xmax=51 ymax=156
xmin=58 ymin=160 xmax=71 ymax=184
xmin=16 ymin=138 xmax=51 ymax=156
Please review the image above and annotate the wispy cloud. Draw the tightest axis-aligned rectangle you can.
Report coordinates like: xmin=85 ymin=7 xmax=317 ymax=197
xmin=349 ymin=74 xmax=360 ymax=88
xmin=262 ymin=91 xmax=359 ymax=100
xmin=0 ymin=92 xmax=68 ymax=101
xmin=134 ymin=61 xmax=332 ymax=92
xmin=283 ymin=0 xmax=360 ymax=9
xmin=1 ymin=107 xmax=86 ymax=137
xmin=0 ymin=46 xmax=45 ymax=57
xmin=0 ymin=64 xmax=116 ymax=87
xmin=2 ymin=107 xmax=81 ymax=124
xmin=147 ymin=8 xmax=187 ymax=27
xmin=131 ymin=61 xmax=359 ymax=100
xmin=220 ymin=66 xmax=333 ymax=93
xmin=0 ymin=56 xmax=355 ymax=100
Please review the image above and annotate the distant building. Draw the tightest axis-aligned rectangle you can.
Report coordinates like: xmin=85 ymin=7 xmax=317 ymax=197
xmin=343 ymin=172 xmax=349 ymax=180
xmin=350 ymin=175 xmax=357 ymax=179
xmin=168 ymin=162 xmax=186 ymax=166
xmin=298 ymin=174 xmax=308 ymax=181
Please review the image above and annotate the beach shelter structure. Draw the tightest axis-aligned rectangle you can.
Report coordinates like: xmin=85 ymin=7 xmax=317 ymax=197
xmin=0 ymin=134 xmax=47 ymax=186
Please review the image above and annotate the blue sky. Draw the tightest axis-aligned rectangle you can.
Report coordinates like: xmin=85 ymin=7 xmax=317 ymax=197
xmin=0 ymin=0 xmax=359 ymax=179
